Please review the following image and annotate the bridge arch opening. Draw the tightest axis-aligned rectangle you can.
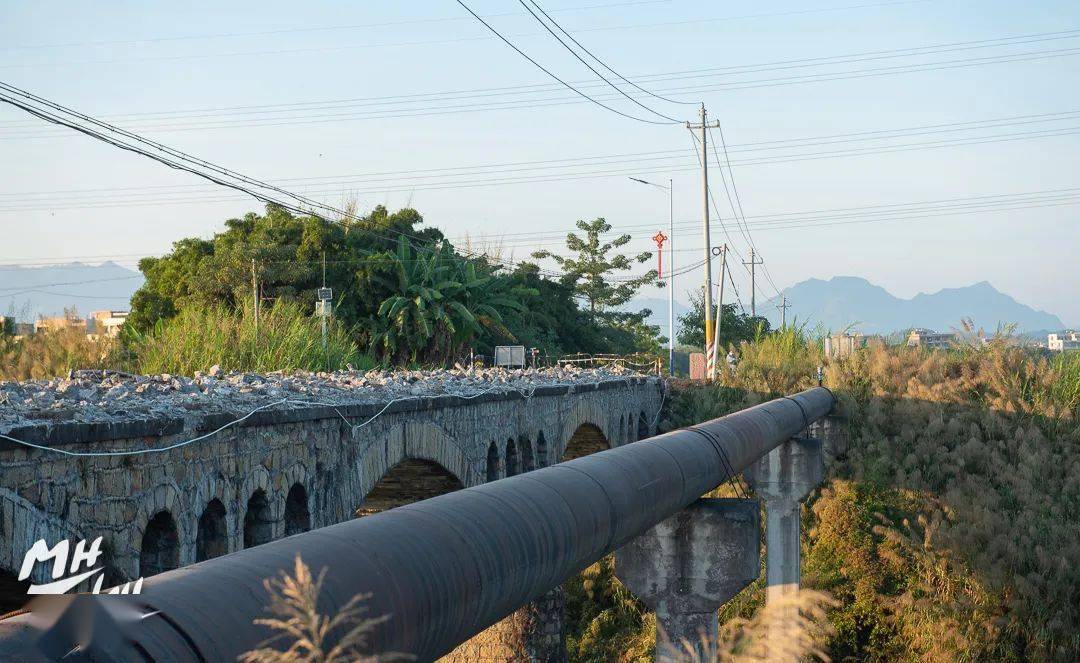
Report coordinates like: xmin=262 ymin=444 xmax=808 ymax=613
xmin=563 ymin=423 xmax=609 ymax=461
xmin=243 ymin=490 xmax=274 ymax=549
xmin=536 ymin=432 xmax=548 ymax=468
xmin=619 ymin=415 xmax=625 ymax=443
xmin=140 ymin=511 xmax=180 ymax=578
xmin=638 ymin=411 xmax=650 ymax=441
xmin=505 ymin=439 xmax=520 ymax=477
xmin=0 ymin=569 xmax=31 ymax=614
xmin=486 ymin=441 xmax=500 ymax=482
xmin=284 ymin=484 xmax=310 ymax=536
xmin=196 ymin=499 xmax=228 ymax=562
xmin=520 ymin=435 xmax=535 ymax=473
xmin=627 ymin=414 xmax=634 ymax=441
xmin=358 ymin=459 xmax=464 ymax=517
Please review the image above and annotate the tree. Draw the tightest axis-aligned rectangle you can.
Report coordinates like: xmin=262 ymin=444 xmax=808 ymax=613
xmin=126 ymin=204 xmax=444 ymax=335
xmin=367 ymin=237 xmax=531 ymax=364
xmin=532 ymin=218 xmax=656 ymax=319
xmin=676 ymin=289 xmax=769 ymax=350
xmin=530 ymin=218 xmax=662 ymax=355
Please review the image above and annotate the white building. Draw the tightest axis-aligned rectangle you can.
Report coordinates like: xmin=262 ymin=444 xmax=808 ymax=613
xmin=87 ymin=310 xmax=129 ymax=339
xmin=824 ymin=333 xmax=882 ymax=358
xmin=1048 ymin=331 xmax=1080 ymax=352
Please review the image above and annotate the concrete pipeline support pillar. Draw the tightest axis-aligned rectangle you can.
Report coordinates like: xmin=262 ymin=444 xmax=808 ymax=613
xmin=615 ymin=498 xmax=760 ymax=662
xmin=744 ymin=437 xmax=824 ymax=659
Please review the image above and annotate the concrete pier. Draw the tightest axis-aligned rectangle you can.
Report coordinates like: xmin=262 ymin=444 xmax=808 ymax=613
xmin=615 ymin=498 xmax=760 ymax=662
xmin=744 ymin=437 xmax=824 ymax=657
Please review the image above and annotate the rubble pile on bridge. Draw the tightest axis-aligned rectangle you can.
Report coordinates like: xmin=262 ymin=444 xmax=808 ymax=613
xmin=0 ymin=364 xmax=643 ymax=433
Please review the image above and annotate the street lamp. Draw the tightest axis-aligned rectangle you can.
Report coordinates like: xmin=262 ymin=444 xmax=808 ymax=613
xmin=629 ymin=176 xmax=675 ymax=377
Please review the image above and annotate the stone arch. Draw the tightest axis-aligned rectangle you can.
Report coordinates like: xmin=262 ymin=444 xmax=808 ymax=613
xmin=281 ymin=464 xmax=314 ymax=532
xmin=243 ymin=489 xmax=274 ymax=549
xmin=562 ymin=423 xmax=610 ymax=461
xmin=619 ymin=415 xmax=625 ymax=444
xmin=559 ymin=398 xmax=614 ymax=458
xmin=536 ymin=432 xmax=549 ymax=468
xmin=139 ymin=511 xmax=180 ymax=578
xmin=486 ymin=441 xmax=501 ymax=482
xmin=284 ymin=484 xmax=310 ymax=536
xmin=196 ymin=498 xmax=228 ymax=562
xmin=505 ymin=438 xmax=520 ymax=477
xmin=357 ymin=422 xmax=473 ymax=499
xmin=520 ymin=435 xmax=535 ymax=473
xmin=638 ymin=411 xmax=651 ymax=441
xmin=357 ymin=459 xmax=465 ymax=517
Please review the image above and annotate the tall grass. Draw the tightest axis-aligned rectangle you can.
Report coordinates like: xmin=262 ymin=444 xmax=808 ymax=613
xmin=0 ymin=327 xmax=117 ymax=380
xmin=131 ymin=300 xmax=372 ymax=376
xmin=728 ymin=324 xmax=822 ymax=396
xmin=659 ymin=338 xmax=1080 ymax=661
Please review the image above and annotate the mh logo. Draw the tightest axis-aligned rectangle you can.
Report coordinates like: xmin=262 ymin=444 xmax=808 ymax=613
xmin=18 ymin=537 xmax=143 ymax=595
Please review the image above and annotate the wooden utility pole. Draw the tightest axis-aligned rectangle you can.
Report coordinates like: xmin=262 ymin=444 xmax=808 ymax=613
xmin=687 ymin=104 xmax=720 ymax=368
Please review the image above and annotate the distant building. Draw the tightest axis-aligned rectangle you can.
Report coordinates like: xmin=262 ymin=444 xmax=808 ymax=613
xmin=87 ymin=310 xmax=129 ymax=339
xmin=907 ymin=328 xmax=956 ymax=350
xmin=1048 ymin=331 xmax=1080 ymax=352
xmin=34 ymin=315 xmax=86 ymax=334
xmin=824 ymin=333 xmax=882 ymax=358
xmin=2 ymin=315 xmax=35 ymax=339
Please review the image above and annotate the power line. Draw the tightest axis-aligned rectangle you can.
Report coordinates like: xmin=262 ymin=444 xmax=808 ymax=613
xmin=454 ymin=0 xmax=677 ymax=125
xmin=6 ymin=30 xmax=1077 ymax=136
xmin=708 ymin=123 xmax=782 ymax=297
xmin=4 ymin=109 xmax=1078 ymax=202
xmin=0 ymin=0 xmax=938 ymax=66
xmin=1 ymin=121 xmax=1075 ymax=214
xmin=1 ymin=0 xmax=668 ymax=51
xmin=0 ymin=83 xmax=579 ymax=281
xmin=522 ymin=0 xmax=694 ymax=107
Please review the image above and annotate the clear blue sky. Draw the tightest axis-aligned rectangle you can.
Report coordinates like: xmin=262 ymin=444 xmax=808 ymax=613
xmin=1 ymin=0 xmax=1077 ymax=324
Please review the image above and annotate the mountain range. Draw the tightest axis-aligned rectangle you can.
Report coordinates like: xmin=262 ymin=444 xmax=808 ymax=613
xmin=0 ymin=262 xmax=144 ymax=321
xmin=1 ymin=264 xmax=1066 ymax=338
xmin=763 ymin=276 xmax=1064 ymax=334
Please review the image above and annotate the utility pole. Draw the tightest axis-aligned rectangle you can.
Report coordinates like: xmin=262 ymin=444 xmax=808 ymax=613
xmin=743 ymin=248 xmax=764 ymax=317
xmin=321 ymin=252 xmax=328 ymax=369
xmin=251 ymin=258 xmax=259 ymax=343
xmin=628 ymin=176 xmax=675 ymax=377
xmin=710 ymin=244 xmax=728 ymax=381
xmin=687 ymin=104 xmax=720 ymax=370
xmin=668 ymin=177 xmax=674 ymax=377
xmin=777 ymin=295 xmax=791 ymax=328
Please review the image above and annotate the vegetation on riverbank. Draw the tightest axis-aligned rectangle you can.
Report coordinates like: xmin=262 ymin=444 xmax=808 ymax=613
xmin=566 ymin=332 xmax=1080 ymax=661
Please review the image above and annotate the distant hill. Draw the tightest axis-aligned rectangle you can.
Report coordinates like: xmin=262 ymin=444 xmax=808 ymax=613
xmin=0 ymin=262 xmax=143 ymax=321
xmin=764 ymin=276 xmax=1064 ymax=334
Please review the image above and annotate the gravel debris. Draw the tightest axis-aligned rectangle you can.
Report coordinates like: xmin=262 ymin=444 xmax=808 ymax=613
xmin=0 ymin=365 xmax=645 ymax=435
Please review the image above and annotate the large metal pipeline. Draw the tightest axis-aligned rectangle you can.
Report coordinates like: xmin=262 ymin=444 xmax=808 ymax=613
xmin=0 ymin=387 xmax=833 ymax=662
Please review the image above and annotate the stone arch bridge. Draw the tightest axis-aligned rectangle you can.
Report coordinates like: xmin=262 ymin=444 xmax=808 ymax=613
xmin=0 ymin=376 xmax=661 ymax=610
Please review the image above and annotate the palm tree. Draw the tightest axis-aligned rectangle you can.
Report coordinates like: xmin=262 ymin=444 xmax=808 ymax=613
xmin=368 ymin=238 xmax=528 ymax=365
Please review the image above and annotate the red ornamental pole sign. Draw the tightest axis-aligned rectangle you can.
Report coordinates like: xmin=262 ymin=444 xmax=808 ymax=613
xmin=652 ymin=231 xmax=668 ymax=278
